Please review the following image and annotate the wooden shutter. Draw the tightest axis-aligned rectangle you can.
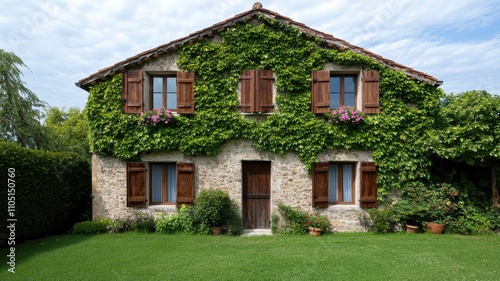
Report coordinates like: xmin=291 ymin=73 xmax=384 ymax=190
xmin=177 ymin=71 xmax=195 ymax=114
xmin=239 ymin=70 xmax=275 ymax=113
xmin=359 ymin=162 xmax=378 ymax=208
xmin=312 ymin=162 xmax=329 ymax=208
xmin=362 ymin=70 xmax=380 ymax=114
xmin=255 ymin=70 xmax=275 ymax=113
xmin=127 ymin=163 xmax=147 ymax=208
xmin=239 ymin=70 xmax=254 ymax=113
xmin=122 ymin=71 xmax=143 ymax=114
xmin=176 ymin=162 xmax=195 ymax=207
xmin=311 ymin=70 xmax=331 ymax=114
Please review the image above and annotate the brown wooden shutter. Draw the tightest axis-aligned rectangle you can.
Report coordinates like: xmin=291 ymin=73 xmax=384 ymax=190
xmin=239 ymin=70 xmax=254 ymax=113
xmin=312 ymin=162 xmax=329 ymax=208
xmin=239 ymin=70 xmax=274 ymax=113
xmin=359 ymin=162 xmax=378 ymax=208
xmin=255 ymin=70 xmax=275 ymax=113
xmin=362 ymin=70 xmax=380 ymax=114
xmin=311 ymin=70 xmax=331 ymax=114
xmin=127 ymin=162 xmax=147 ymax=208
xmin=122 ymin=71 xmax=143 ymax=114
xmin=177 ymin=71 xmax=195 ymax=114
xmin=176 ymin=162 xmax=195 ymax=207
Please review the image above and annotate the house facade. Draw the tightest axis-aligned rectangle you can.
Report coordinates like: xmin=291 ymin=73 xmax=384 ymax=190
xmin=77 ymin=3 xmax=442 ymax=232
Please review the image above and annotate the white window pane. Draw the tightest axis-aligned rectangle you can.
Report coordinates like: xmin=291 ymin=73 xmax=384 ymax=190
xmin=342 ymin=164 xmax=353 ymax=202
xmin=153 ymin=77 xmax=163 ymax=92
xmin=167 ymin=93 xmax=177 ymax=110
xmin=151 ymin=164 xmax=163 ymax=202
xmin=167 ymin=77 xmax=177 ymax=93
xmin=330 ymin=93 xmax=340 ymax=109
xmin=167 ymin=164 xmax=176 ymax=202
xmin=329 ymin=164 xmax=338 ymax=202
xmin=153 ymin=93 xmax=163 ymax=109
xmin=344 ymin=77 xmax=355 ymax=92
xmin=344 ymin=93 xmax=355 ymax=107
xmin=330 ymin=77 xmax=340 ymax=93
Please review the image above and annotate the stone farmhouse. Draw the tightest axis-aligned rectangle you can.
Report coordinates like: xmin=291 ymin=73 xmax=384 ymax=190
xmin=77 ymin=3 xmax=442 ymax=232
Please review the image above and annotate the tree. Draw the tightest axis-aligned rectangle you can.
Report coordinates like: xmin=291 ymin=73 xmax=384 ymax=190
xmin=0 ymin=49 xmax=48 ymax=148
xmin=432 ymin=90 xmax=500 ymax=209
xmin=44 ymin=107 xmax=90 ymax=155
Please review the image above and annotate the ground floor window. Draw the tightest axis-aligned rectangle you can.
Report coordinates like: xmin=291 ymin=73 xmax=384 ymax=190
xmin=328 ymin=163 xmax=355 ymax=204
xmin=150 ymin=163 xmax=177 ymax=204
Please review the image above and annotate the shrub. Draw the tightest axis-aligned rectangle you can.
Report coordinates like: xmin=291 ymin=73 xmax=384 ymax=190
xmin=275 ymin=203 xmax=309 ymax=234
xmin=194 ymin=190 xmax=231 ymax=227
xmin=401 ymin=182 xmax=461 ymax=224
xmin=72 ymin=219 xmax=111 ymax=234
xmin=393 ymin=199 xmax=428 ymax=226
xmin=107 ymin=218 xmax=130 ymax=234
xmin=223 ymin=200 xmax=243 ymax=235
xmin=155 ymin=205 xmax=197 ymax=234
xmin=155 ymin=213 xmax=180 ymax=234
xmin=486 ymin=209 xmax=500 ymax=233
xmin=0 ymin=141 xmax=91 ymax=245
xmin=129 ymin=210 xmax=155 ymax=233
xmin=364 ymin=207 xmax=396 ymax=233
xmin=446 ymin=206 xmax=492 ymax=235
xmin=271 ymin=214 xmax=280 ymax=234
xmin=108 ymin=210 xmax=155 ymax=234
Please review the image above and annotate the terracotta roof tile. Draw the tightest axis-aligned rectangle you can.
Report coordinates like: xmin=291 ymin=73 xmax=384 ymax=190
xmin=76 ymin=4 xmax=441 ymax=89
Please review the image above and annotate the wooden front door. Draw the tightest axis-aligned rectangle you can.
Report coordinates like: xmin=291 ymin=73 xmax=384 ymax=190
xmin=242 ymin=161 xmax=271 ymax=229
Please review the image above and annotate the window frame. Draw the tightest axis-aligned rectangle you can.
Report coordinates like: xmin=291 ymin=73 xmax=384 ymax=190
xmin=149 ymin=162 xmax=177 ymax=205
xmin=150 ymin=74 xmax=177 ymax=111
xmin=328 ymin=162 xmax=356 ymax=205
xmin=329 ymin=74 xmax=358 ymax=110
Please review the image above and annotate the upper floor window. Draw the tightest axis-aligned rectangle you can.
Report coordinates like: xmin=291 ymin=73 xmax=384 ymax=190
xmin=152 ymin=76 xmax=177 ymax=111
xmin=122 ymin=70 xmax=195 ymax=114
xmin=330 ymin=76 xmax=356 ymax=109
xmin=311 ymin=70 xmax=380 ymax=115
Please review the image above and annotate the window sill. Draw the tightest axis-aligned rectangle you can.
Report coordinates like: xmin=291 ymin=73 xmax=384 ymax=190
xmin=240 ymin=112 xmax=274 ymax=121
xmin=148 ymin=205 xmax=176 ymax=212
xmin=328 ymin=204 xmax=361 ymax=209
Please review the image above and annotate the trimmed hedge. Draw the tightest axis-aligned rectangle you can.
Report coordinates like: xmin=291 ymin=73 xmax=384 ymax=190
xmin=0 ymin=141 xmax=91 ymax=245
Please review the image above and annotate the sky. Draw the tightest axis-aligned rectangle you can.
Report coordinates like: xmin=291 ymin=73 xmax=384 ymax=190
xmin=1 ymin=0 xmax=500 ymax=110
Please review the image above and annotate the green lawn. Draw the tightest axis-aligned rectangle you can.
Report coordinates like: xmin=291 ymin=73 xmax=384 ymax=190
xmin=1 ymin=232 xmax=499 ymax=280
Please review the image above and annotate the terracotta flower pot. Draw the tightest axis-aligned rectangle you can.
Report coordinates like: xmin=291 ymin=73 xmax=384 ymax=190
xmin=427 ymin=222 xmax=445 ymax=234
xmin=308 ymin=227 xmax=322 ymax=236
xmin=406 ymin=224 xmax=419 ymax=233
xmin=211 ymin=226 xmax=222 ymax=236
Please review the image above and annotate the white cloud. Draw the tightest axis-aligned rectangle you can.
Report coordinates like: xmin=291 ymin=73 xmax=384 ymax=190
xmin=1 ymin=0 xmax=499 ymax=109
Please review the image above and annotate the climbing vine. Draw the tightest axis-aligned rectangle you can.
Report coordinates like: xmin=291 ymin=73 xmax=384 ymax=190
xmin=86 ymin=17 xmax=444 ymax=195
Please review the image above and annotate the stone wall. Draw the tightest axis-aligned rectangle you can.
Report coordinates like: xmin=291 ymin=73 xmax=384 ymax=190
xmin=91 ymin=154 xmax=128 ymax=219
xmin=92 ymin=139 xmax=374 ymax=232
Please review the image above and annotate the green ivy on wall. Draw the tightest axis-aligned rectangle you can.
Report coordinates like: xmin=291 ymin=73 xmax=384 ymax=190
xmin=85 ymin=17 xmax=444 ymax=196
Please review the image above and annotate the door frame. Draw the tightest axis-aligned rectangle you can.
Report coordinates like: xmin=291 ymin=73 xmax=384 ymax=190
xmin=242 ymin=160 xmax=271 ymax=229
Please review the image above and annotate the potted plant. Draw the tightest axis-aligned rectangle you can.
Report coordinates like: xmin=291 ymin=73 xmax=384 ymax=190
xmin=306 ymin=214 xmax=330 ymax=236
xmin=400 ymin=182 xmax=460 ymax=234
xmin=194 ymin=190 xmax=231 ymax=235
xmin=424 ymin=183 xmax=460 ymax=234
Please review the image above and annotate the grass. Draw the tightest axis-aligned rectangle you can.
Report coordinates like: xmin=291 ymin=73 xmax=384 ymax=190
xmin=1 ymin=232 xmax=499 ymax=280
